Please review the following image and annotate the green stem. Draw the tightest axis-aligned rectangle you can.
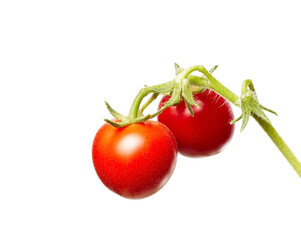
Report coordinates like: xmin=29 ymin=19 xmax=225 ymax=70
xmin=128 ymin=81 xmax=173 ymax=119
xmin=129 ymin=87 xmax=152 ymax=119
xmin=187 ymin=74 xmax=241 ymax=106
xmin=210 ymin=80 xmax=241 ymax=106
xmin=139 ymin=93 xmax=159 ymax=116
xmin=253 ymin=115 xmax=301 ymax=177
xmin=187 ymin=67 xmax=241 ymax=106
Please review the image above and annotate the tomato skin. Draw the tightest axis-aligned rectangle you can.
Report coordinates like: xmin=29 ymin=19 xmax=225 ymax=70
xmin=158 ymin=89 xmax=235 ymax=157
xmin=92 ymin=120 xmax=177 ymax=199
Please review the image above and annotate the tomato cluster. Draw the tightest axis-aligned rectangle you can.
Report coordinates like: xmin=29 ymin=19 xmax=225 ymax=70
xmin=92 ymin=89 xmax=235 ymax=199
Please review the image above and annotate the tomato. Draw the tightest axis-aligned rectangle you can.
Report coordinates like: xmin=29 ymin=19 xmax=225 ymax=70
xmin=157 ymin=89 xmax=235 ymax=157
xmin=92 ymin=120 xmax=177 ymax=199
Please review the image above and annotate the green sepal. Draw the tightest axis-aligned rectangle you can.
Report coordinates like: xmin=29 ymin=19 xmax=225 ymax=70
xmin=209 ymin=65 xmax=218 ymax=74
xmin=162 ymin=79 xmax=182 ymax=109
xmin=240 ymin=100 xmax=251 ymax=132
xmin=104 ymin=101 xmax=128 ymax=122
xmin=236 ymin=79 xmax=277 ymax=132
xmin=261 ymin=105 xmax=278 ymax=116
xmin=104 ymin=114 xmax=151 ymax=128
xmin=182 ymin=79 xmax=199 ymax=108
xmin=174 ymin=63 xmax=185 ymax=75
xmin=181 ymin=79 xmax=199 ymax=116
xmin=134 ymin=114 xmax=151 ymax=123
xmin=184 ymin=98 xmax=194 ymax=116
xmin=104 ymin=119 xmax=130 ymax=128
xmin=230 ymin=115 xmax=242 ymax=125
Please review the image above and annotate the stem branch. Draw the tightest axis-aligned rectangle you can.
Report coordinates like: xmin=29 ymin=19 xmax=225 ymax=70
xmin=128 ymin=81 xmax=173 ymax=119
xmin=129 ymin=88 xmax=152 ymax=119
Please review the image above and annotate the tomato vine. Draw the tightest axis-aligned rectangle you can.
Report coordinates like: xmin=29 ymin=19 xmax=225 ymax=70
xmin=102 ymin=63 xmax=301 ymax=178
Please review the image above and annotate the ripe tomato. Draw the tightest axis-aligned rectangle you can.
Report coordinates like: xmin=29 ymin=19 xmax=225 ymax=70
xmin=158 ymin=89 xmax=235 ymax=157
xmin=92 ymin=120 xmax=177 ymax=199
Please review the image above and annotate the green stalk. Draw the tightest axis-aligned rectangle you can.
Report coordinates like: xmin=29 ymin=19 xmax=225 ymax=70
xmin=128 ymin=88 xmax=152 ymax=119
xmin=128 ymin=81 xmax=173 ymax=119
xmin=139 ymin=93 xmax=159 ymax=116
xmin=253 ymin=115 xmax=301 ymax=177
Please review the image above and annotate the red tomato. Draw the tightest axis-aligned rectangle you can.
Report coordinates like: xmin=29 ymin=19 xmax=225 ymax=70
xmin=158 ymin=89 xmax=235 ymax=157
xmin=92 ymin=120 xmax=177 ymax=199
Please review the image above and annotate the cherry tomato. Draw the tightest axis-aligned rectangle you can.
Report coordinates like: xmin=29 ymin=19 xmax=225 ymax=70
xmin=158 ymin=89 xmax=235 ymax=157
xmin=92 ymin=120 xmax=177 ymax=199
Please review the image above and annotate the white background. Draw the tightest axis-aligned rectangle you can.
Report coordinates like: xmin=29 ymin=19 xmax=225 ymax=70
xmin=1 ymin=0 xmax=301 ymax=239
